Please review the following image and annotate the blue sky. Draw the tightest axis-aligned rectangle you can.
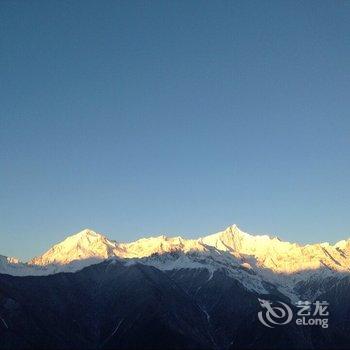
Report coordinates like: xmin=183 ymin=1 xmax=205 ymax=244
xmin=1 ymin=0 xmax=350 ymax=260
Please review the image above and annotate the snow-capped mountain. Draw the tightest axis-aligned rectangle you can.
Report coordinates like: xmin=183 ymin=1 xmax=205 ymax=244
xmin=29 ymin=229 xmax=122 ymax=265
xmin=0 ymin=255 xmax=50 ymax=276
xmin=27 ymin=228 xmax=210 ymax=266
xmin=201 ymin=225 xmax=350 ymax=273
xmin=1 ymin=224 xmax=350 ymax=299
xmin=3 ymin=225 xmax=350 ymax=349
xmin=24 ymin=224 xmax=350 ymax=276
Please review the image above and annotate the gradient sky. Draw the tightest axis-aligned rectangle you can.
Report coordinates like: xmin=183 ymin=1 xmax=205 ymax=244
xmin=1 ymin=0 xmax=350 ymax=260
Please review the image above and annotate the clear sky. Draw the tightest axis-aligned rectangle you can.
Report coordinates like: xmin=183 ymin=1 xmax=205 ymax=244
xmin=1 ymin=0 xmax=350 ymax=260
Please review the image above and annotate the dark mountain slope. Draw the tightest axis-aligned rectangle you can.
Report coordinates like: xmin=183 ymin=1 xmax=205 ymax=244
xmin=0 ymin=261 xmax=348 ymax=350
xmin=0 ymin=261 xmax=213 ymax=350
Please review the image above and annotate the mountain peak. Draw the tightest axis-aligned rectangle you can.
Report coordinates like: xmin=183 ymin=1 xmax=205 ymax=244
xmin=70 ymin=228 xmax=105 ymax=239
xmin=200 ymin=224 xmax=282 ymax=259
xmin=30 ymin=229 xmax=119 ymax=266
xmin=222 ymin=224 xmax=247 ymax=236
xmin=224 ymin=223 xmax=239 ymax=231
xmin=0 ymin=255 xmax=21 ymax=265
xmin=78 ymin=228 xmax=97 ymax=234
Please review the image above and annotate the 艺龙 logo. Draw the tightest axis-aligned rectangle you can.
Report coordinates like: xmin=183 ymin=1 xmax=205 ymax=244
xmin=257 ymin=298 xmax=293 ymax=328
xmin=257 ymin=299 xmax=329 ymax=328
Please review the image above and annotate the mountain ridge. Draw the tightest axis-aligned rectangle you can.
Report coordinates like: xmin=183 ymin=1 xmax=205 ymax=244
xmin=27 ymin=224 xmax=350 ymax=262
xmin=2 ymin=224 xmax=350 ymax=273
xmin=1 ymin=224 xmax=350 ymax=300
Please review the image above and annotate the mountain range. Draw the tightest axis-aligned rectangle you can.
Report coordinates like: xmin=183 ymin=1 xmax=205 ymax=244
xmin=1 ymin=225 xmax=350 ymax=349
xmin=1 ymin=224 xmax=350 ymax=300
